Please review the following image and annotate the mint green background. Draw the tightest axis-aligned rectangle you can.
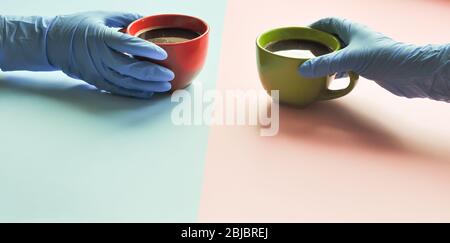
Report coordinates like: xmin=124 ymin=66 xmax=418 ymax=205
xmin=0 ymin=0 xmax=226 ymax=222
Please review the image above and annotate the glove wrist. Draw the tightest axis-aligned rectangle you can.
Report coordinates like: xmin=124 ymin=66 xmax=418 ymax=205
xmin=442 ymin=44 xmax=450 ymax=63
xmin=0 ymin=15 xmax=58 ymax=72
xmin=45 ymin=15 xmax=76 ymax=75
xmin=415 ymin=44 xmax=450 ymax=101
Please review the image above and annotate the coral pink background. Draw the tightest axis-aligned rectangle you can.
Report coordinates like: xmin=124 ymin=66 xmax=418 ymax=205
xmin=199 ymin=0 xmax=450 ymax=222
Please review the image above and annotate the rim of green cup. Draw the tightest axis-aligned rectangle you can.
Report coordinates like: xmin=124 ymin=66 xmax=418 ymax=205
xmin=256 ymin=26 xmax=341 ymax=61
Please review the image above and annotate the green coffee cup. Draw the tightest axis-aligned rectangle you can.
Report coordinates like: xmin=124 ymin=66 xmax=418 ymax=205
xmin=256 ymin=27 xmax=359 ymax=107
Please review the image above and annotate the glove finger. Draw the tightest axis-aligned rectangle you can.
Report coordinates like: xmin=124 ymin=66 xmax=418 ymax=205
xmin=309 ymin=17 xmax=355 ymax=44
xmin=102 ymin=12 xmax=143 ymax=28
xmin=299 ymin=50 xmax=354 ymax=78
xmin=336 ymin=72 xmax=349 ymax=79
xmin=105 ymin=30 xmax=168 ymax=60
xmin=103 ymin=65 xmax=172 ymax=92
xmin=94 ymin=79 xmax=155 ymax=99
xmin=105 ymin=50 xmax=175 ymax=82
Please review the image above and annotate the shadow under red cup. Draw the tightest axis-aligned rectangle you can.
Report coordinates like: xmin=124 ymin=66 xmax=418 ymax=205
xmin=125 ymin=14 xmax=210 ymax=91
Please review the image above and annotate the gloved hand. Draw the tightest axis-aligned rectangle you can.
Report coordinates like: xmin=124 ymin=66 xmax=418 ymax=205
xmin=0 ymin=12 xmax=175 ymax=98
xmin=299 ymin=17 xmax=450 ymax=101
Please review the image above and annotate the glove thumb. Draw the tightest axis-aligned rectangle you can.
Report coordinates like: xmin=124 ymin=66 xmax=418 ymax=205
xmin=299 ymin=50 xmax=352 ymax=78
xmin=104 ymin=12 xmax=143 ymax=28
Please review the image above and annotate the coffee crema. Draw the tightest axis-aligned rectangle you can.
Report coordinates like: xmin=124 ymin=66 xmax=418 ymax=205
xmin=137 ymin=27 xmax=201 ymax=44
xmin=265 ymin=39 xmax=332 ymax=59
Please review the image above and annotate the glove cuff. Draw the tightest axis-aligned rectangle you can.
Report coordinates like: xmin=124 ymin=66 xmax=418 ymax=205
xmin=0 ymin=15 xmax=58 ymax=72
xmin=443 ymin=44 xmax=450 ymax=62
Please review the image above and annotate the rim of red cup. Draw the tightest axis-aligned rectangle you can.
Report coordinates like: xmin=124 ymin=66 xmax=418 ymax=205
xmin=126 ymin=14 xmax=210 ymax=46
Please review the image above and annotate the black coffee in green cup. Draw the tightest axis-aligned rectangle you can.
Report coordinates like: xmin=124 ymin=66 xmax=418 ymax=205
xmin=265 ymin=39 xmax=332 ymax=59
xmin=256 ymin=27 xmax=359 ymax=107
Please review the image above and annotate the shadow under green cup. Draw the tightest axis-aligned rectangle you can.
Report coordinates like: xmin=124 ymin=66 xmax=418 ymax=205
xmin=256 ymin=27 xmax=359 ymax=107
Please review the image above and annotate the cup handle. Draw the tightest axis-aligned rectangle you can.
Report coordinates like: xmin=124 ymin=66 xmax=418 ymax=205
xmin=319 ymin=71 xmax=359 ymax=101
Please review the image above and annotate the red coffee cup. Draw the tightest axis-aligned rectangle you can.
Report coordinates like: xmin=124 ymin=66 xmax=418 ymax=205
xmin=126 ymin=14 xmax=210 ymax=91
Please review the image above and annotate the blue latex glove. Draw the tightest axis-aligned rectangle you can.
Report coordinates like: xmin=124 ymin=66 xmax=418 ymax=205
xmin=300 ymin=18 xmax=450 ymax=101
xmin=0 ymin=12 xmax=175 ymax=98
